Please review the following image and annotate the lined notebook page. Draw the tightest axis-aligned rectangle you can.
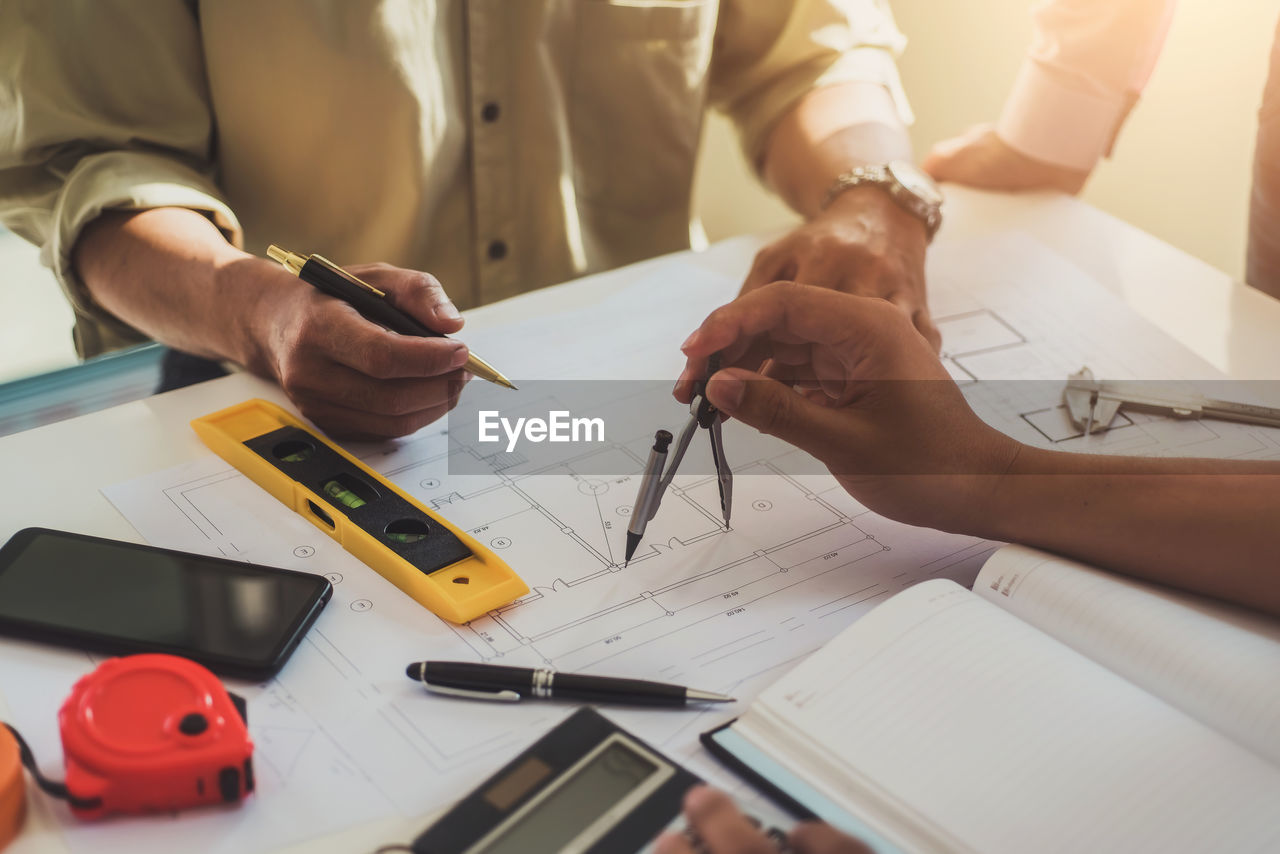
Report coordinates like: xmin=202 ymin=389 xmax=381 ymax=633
xmin=975 ymin=545 xmax=1280 ymax=766
xmin=739 ymin=580 xmax=1280 ymax=854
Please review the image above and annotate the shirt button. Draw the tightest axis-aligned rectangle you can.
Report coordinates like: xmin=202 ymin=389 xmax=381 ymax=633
xmin=481 ymin=102 xmax=500 ymax=123
xmin=487 ymin=240 xmax=507 ymax=261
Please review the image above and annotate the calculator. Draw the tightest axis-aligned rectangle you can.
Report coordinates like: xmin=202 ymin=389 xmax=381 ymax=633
xmin=411 ymin=707 xmax=697 ymax=854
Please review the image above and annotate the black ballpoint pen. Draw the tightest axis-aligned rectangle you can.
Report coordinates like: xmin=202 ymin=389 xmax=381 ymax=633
xmin=267 ymin=245 xmax=516 ymax=390
xmin=406 ymin=661 xmax=735 ymax=706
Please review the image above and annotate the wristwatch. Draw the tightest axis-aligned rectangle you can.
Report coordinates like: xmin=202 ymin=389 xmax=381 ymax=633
xmin=822 ymin=160 xmax=944 ymax=241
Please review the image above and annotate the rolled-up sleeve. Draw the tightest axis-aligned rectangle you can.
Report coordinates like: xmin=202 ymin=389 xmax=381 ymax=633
xmin=996 ymin=0 xmax=1175 ymax=171
xmin=0 ymin=0 xmax=241 ymax=355
xmin=708 ymin=0 xmax=914 ymax=170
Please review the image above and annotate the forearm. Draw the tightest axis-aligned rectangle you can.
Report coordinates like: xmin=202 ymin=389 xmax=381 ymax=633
xmin=976 ymin=446 xmax=1280 ymax=616
xmin=72 ymin=208 xmax=287 ymax=372
xmin=761 ymin=82 xmax=913 ymax=219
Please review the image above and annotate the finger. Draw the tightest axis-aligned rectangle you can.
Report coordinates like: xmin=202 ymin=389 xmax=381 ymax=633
xmin=673 ymin=350 xmax=714 ymax=404
xmin=760 ymin=358 xmax=827 ymax=389
xmin=883 ymin=289 xmax=941 ymax=354
xmin=792 ymin=254 xmax=860 ymax=293
xmin=673 ymin=328 xmax=706 ymax=402
xmin=324 ymin=317 xmax=470 ymax=380
xmin=673 ymin=373 xmax=695 ymax=404
xmin=740 ymin=244 xmax=793 ymax=295
xmin=913 ymin=307 xmax=943 ymax=353
xmin=653 ymin=831 xmax=697 ymax=854
xmin=674 ymin=337 xmax=774 ymax=406
xmin=683 ymin=283 xmax=869 ymax=362
xmin=921 ymin=123 xmax=991 ymax=182
xmin=789 ymin=822 xmax=875 ymax=854
xmin=791 ymin=259 xmax=828 ymax=290
xmin=294 ymin=393 xmax=461 ymax=441
xmin=349 ymin=263 xmax=465 ymax=334
xmin=676 ymin=284 xmax=856 ymax=405
xmin=682 ymin=787 xmax=774 ymax=854
xmin=829 ymin=271 xmax=886 ymax=300
xmin=705 ymin=367 xmax=856 ymax=464
xmin=920 ymin=139 xmax=967 ymax=182
xmin=291 ymin=292 xmax=471 ymax=380
xmin=802 ymin=386 xmax=833 ymax=405
xmin=760 ymin=357 xmax=807 ymax=386
xmin=920 ymin=145 xmax=958 ymax=182
xmin=296 ymin=361 xmax=466 ymax=418
xmin=754 ymin=341 xmax=846 ymax=400
xmin=812 ymin=345 xmax=852 ymax=400
xmin=674 ymin=328 xmax=775 ymax=404
xmin=283 ymin=364 xmax=466 ymax=439
xmin=764 ymin=362 xmax=834 ymax=398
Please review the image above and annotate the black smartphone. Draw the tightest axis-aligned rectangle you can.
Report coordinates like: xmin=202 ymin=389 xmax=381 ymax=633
xmin=0 ymin=527 xmax=332 ymax=680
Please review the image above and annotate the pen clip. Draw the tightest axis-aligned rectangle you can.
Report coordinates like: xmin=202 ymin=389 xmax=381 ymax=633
xmin=421 ymin=682 xmax=522 ymax=703
xmin=310 ymin=253 xmax=387 ymax=298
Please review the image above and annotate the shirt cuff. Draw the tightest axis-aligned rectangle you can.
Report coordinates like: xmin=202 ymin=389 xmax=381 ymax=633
xmin=46 ymin=149 xmax=242 ymax=351
xmin=734 ymin=46 xmax=915 ymax=172
xmin=995 ymin=58 xmax=1134 ymax=172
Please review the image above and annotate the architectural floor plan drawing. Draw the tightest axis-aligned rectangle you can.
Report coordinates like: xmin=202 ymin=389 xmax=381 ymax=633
xmin=16 ymin=233 xmax=1271 ymax=854
xmin=382 ymin=411 xmax=984 ymax=677
xmin=938 ymin=306 xmax=1280 ymax=458
xmin=926 ymin=237 xmax=1280 ymax=462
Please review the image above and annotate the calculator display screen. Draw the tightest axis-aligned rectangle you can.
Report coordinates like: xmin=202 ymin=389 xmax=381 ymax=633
xmin=477 ymin=740 xmax=660 ymax=854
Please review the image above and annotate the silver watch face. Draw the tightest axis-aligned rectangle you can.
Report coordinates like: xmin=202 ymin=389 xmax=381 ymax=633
xmin=888 ymin=161 xmax=944 ymax=207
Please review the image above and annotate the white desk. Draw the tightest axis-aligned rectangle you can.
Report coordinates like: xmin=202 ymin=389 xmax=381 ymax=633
xmin=3 ymin=186 xmax=1279 ymax=854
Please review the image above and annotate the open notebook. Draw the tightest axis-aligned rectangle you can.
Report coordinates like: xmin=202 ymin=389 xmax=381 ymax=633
xmin=703 ymin=545 xmax=1280 ymax=854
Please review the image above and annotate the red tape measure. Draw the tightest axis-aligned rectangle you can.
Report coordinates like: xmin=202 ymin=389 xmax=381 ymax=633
xmin=2 ymin=654 xmax=254 ymax=823
xmin=0 ymin=724 xmax=23 ymax=848
xmin=58 ymin=654 xmax=255 ymax=818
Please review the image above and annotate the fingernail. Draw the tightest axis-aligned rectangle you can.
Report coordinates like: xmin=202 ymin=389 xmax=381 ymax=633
xmin=439 ymin=302 xmax=462 ymax=321
xmin=450 ymin=345 xmax=469 ymax=368
xmin=680 ymin=329 xmax=701 ymax=352
xmin=709 ymin=374 xmax=744 ymax=410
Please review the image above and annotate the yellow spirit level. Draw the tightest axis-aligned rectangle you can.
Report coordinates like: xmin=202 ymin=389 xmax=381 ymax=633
xmin=191 ymin=399 xmax=527 ymax=624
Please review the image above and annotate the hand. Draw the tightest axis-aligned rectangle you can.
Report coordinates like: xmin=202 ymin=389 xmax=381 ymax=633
xmin=742 ymin=186 xmax=939 ymax=352
xmin=922 ymin=124 xmax=1089 ymax=195
xmin=248 ymin=259 xmax=470 ymax=439
xmin=674 ymin=283 xmax=1021 ymax=533
xmin=654 ymin=786 xmax=871 ymax=854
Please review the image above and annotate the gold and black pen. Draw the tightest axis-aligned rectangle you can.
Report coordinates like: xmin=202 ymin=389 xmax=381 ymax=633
xmin=267 ymin=245 xmax=516 ymax=390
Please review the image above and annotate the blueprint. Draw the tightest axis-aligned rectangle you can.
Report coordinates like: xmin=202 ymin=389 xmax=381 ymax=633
xmin=7 ymin=233 xmax=1278 ymax=854
xmin=927 ymin=237 xmax=1280 ymax=459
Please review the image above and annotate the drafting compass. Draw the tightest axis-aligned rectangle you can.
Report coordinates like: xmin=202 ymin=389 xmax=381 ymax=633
xmin=624 ymin=356 xmax=732 ymax=565
xmin=1063 ymin=366 xmax=1280 ymax=435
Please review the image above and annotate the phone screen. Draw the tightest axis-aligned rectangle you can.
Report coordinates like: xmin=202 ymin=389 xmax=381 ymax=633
xmin=0 ymin=528 xmax=331 ymax=678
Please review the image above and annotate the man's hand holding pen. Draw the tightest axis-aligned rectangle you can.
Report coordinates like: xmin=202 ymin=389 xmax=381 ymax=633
xmin=245 ymin=258 xmax=470 ymax=440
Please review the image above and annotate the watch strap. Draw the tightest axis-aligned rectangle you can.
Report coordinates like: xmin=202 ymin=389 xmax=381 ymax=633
xmin=822 ymin=164 xmax=942 ymax=241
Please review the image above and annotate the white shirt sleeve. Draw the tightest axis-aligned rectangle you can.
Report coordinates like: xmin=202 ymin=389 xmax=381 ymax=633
xmin=710 ymin=0 xmax=914 ymax=170
xmin=995 ymin=0 xmax=1176 ymax=171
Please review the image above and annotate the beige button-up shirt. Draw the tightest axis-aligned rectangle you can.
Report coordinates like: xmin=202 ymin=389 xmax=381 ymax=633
xmin=0 ymin=0 xmax=910 ymax=358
